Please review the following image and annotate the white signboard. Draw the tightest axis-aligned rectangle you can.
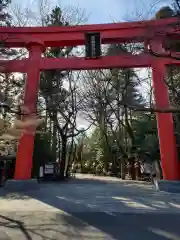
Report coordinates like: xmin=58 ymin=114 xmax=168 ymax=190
xmin=44 ymin=164 xmax=54 ymax=174
xmin=44 ymin=168 xmax=54 ymax=174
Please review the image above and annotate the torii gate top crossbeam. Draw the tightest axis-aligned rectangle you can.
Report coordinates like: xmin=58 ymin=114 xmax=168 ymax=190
xmin=0 ymin=17 xmax=179 ymax=48
xmin=0 ymin=17 xmax=180 ymax=73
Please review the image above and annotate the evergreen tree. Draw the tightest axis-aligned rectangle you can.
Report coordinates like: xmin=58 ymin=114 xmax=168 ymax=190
xmin=0 ymin=0 xmax=11 ymax=26
xmin=0 ymin=0 xmax=13 ymax=57
xmin=38 ymin=6 xmax=78 ymax=179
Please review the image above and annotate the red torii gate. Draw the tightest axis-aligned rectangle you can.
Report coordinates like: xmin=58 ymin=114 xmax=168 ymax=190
xmin=0 ymin=17 xmax=180 ymax=181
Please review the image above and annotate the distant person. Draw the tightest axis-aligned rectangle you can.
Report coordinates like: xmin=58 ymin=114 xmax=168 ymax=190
xmin=140 ymin=161 xmax=151 ymax=180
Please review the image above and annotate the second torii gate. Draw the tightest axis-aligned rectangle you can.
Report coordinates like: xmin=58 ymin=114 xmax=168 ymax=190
xmin=0 ymin=17 xmax=180 ymax=181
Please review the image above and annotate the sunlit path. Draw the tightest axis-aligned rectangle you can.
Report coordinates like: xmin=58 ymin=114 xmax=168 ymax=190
xmin=0 ymin=175 xmax=180 ymax=239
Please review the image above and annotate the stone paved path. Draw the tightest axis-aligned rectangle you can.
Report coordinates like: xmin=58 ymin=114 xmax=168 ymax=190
xmin=0 ymin=174 xmax=180 ymax=239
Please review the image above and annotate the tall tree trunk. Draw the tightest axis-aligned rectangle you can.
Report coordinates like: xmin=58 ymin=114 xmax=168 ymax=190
xmin=65 ymin=137 xmax=74 ymax=177
xmin=78 ymin=144 xmax=84 ymax=173
xmin=49 ymin=117 xmax=52 ymax=144
xmin=52 ymin=112 xmax=57 ymax=161
xmin=58 ymin=132 xmax=61 ymax=161
xmin=121 ymin=157 xmax=126 ymax=179
xmin=59 ymin=136 xmax=67 ymax=180
xmin=44 ymin=110 xmax=48 ymax=131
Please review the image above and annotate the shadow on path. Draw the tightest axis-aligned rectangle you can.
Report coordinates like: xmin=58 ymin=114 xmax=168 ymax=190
xmin=1 ymin=176 xmax=180 ymax=239
xmin=0 ymin=215 xmax=32 ymax=240
xmin=28 ymin=177 xmax=180 ymax=239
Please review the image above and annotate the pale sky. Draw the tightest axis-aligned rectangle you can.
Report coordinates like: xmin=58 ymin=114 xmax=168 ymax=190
xmin=11 ymin=0 xmax=172 ymax=25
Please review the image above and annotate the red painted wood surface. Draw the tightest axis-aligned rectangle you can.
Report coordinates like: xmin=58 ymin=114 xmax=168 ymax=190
xmin=0 ymin=17 xmax=178 ymax=47
xmin=1 ymin=54 xmax=180 ymax=73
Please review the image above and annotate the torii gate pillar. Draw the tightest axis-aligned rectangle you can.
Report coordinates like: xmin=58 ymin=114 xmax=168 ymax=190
xmin=14 ymin=43 xmax=44 ymax=180
xmin=152 ymin=59 xmax=180 ymax=180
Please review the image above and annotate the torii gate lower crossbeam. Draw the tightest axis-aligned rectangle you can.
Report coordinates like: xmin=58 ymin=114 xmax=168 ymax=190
xmin=0 ymin=17 xmax=180 ymax=181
